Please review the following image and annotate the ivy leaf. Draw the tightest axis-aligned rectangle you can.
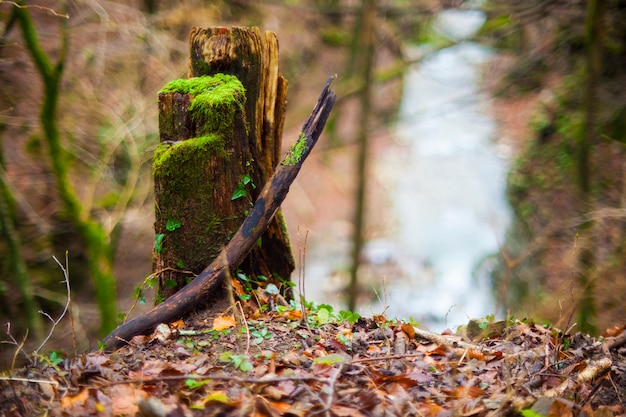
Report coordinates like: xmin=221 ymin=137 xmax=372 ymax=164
xmin=231 ymin=183 xmax=247 ymax=200
xmin=154 ymin=233 xmax=165 ymax=253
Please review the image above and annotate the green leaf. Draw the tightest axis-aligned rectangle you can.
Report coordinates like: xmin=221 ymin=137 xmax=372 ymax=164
xmin=318 ymin=304 xmax=334 ymax=313
xmin=239 ymin=359 xmax=254 ymax=372
xmin=339 ymin=310 xmax=361 ymax=324
xmin=176 ymin=259 xmax=185 ymax=269
xmin=186 ymin=378 xmax=209 ymax=390
xmin=154 ymin=233 xmax=165 ymax=253
xmin=265 ymin=283 xmax=279 ymax=295
xmin=231 ymin=183 xmax=247 ymax=200
xmin=316 ymin=307 xmax=331 ymax=324
xmin=48 ymin=351 xmax=63 ymax=365
xmin=166 ymin=218 xmax=182 ymax=231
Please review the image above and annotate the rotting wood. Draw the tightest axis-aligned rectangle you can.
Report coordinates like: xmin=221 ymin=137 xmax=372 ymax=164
xmin=101 ymin=77 xmax=336 ymax=351
xmin=154 ymin=27 xmax=293 ymax=301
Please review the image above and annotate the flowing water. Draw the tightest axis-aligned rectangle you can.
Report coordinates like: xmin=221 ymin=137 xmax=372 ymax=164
xmin=303 ymin=9 xmax=512 ymax=330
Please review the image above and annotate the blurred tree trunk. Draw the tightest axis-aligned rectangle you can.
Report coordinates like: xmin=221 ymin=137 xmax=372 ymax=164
xmin=154 ymin=27 xmax=294 ymax=302
xmin=15 ymin=5 xmax=118 ymax=336
xmin=348 ymin=0 xmax=377 ymax=311
xmin=576 ymin=0 xmax=606 ymax=334
xmin=0 ymin=158 xmax=42 ymax=338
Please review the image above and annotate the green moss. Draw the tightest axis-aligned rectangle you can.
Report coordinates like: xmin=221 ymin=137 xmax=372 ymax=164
xmin=153 ymin=134 xmax=227 ymax=177
xmin=159 ymin=74 xmax=246 ymax=136
xmin=282 ymin=132 xmax=308 ymax=166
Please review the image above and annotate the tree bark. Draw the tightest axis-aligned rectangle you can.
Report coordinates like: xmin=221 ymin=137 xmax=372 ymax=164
xmin=101 ymin=78 xmax=336 ymax=351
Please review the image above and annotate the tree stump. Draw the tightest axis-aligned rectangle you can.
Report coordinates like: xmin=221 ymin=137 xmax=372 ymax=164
xmin=154 ymin=27 xmax=294 ymax=302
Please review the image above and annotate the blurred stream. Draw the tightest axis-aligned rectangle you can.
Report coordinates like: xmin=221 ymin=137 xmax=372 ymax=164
xmin=303 ymin=9 xmax=512 ymax=330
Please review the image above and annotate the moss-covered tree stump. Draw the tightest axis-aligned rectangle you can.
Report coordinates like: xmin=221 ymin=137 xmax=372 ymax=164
xmin=154 ymin=27 xmax=294 ymax=302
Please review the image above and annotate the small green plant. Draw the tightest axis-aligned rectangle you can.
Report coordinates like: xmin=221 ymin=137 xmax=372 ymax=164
xmin=338 ymin=310 xmax=361 ymax=324
xmin=234 ymin=271 xmax=270 ymax=301
xmin=408 ymin=317 xmax=421 ymax=327
xmin=166 ymin=218 xmax=182 ymax=231
xmin=219 ymin=352 xmax=254 ymax=372
xmin=132 ymin=275 xmax=158 ymax=306
xmin=231 ymin=173 xmax=256 ymax=201
xmin=96 ymin=340 xmax=106 ymax=351
xmin=313 ymin=305 xmax=333 ymax=325
xmin=251 ymin=327 xmax=272 ymax=345
xmin=177 ymin=337 xmax=200 ymax=354
xmin=44 ymin=350 xmax=64 ymax=366
xmin=477 ymin=314 xmax=496 ymax=330
xmin=185 ymin=377 xmax=210 ymax=390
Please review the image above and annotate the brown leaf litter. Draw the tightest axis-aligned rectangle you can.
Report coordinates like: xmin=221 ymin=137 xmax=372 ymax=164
xmin=1 ymin=308 xmax=624 ymax=417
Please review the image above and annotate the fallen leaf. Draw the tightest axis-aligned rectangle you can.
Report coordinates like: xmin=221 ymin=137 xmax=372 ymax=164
xmin=547 ymin=398 xmax=574 ymax=417
xmin=331 ymin=404 xmax=368 ymax=416
xmin=213 ymin=315 xmax=236 ymax=331
xmin=170 ymin=319 xmax=185 ymax=329
xmin=61 ymin=388 xmax=90 ymax=407
xmin=205 ymin=390 xmax=230 ymax=404
xmin=401 ymin=323 xmax=416 ymax=338
xmin=282 ymin=309 xmax=302 ymax=321
xmin=468 ymin=349 xmax=486 ymax=361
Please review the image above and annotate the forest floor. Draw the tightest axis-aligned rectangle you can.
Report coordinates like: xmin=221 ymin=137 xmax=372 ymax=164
xmin=1 ymin=297 xmax=625 ymax=416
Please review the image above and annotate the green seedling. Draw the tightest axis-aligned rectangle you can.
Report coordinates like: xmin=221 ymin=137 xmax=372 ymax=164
xmin=45 ymin=350 xmax=64 ymax=366
xmin=185 ymin=377 xmax=210 ymax=390
xmin=219 ymin=352 xmax=253 ymax=372
xmin=251 ymin=327 xmax=272 ymax=345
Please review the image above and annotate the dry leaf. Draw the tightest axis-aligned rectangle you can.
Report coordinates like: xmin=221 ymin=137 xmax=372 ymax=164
xmin=61 ymin=388 xmax=90 ymax=407
xmin=468 ymin=349 xmax=485 ymax=361
xmin=213 ymin=315 xmax=236 ymax=331
xmin=282 ymin=309 xmax=302 ymax=321
xmin=401 ymin=323 xmax=416 ymax=338
xmin=170 ymin=319 xmax=185 ymax=329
